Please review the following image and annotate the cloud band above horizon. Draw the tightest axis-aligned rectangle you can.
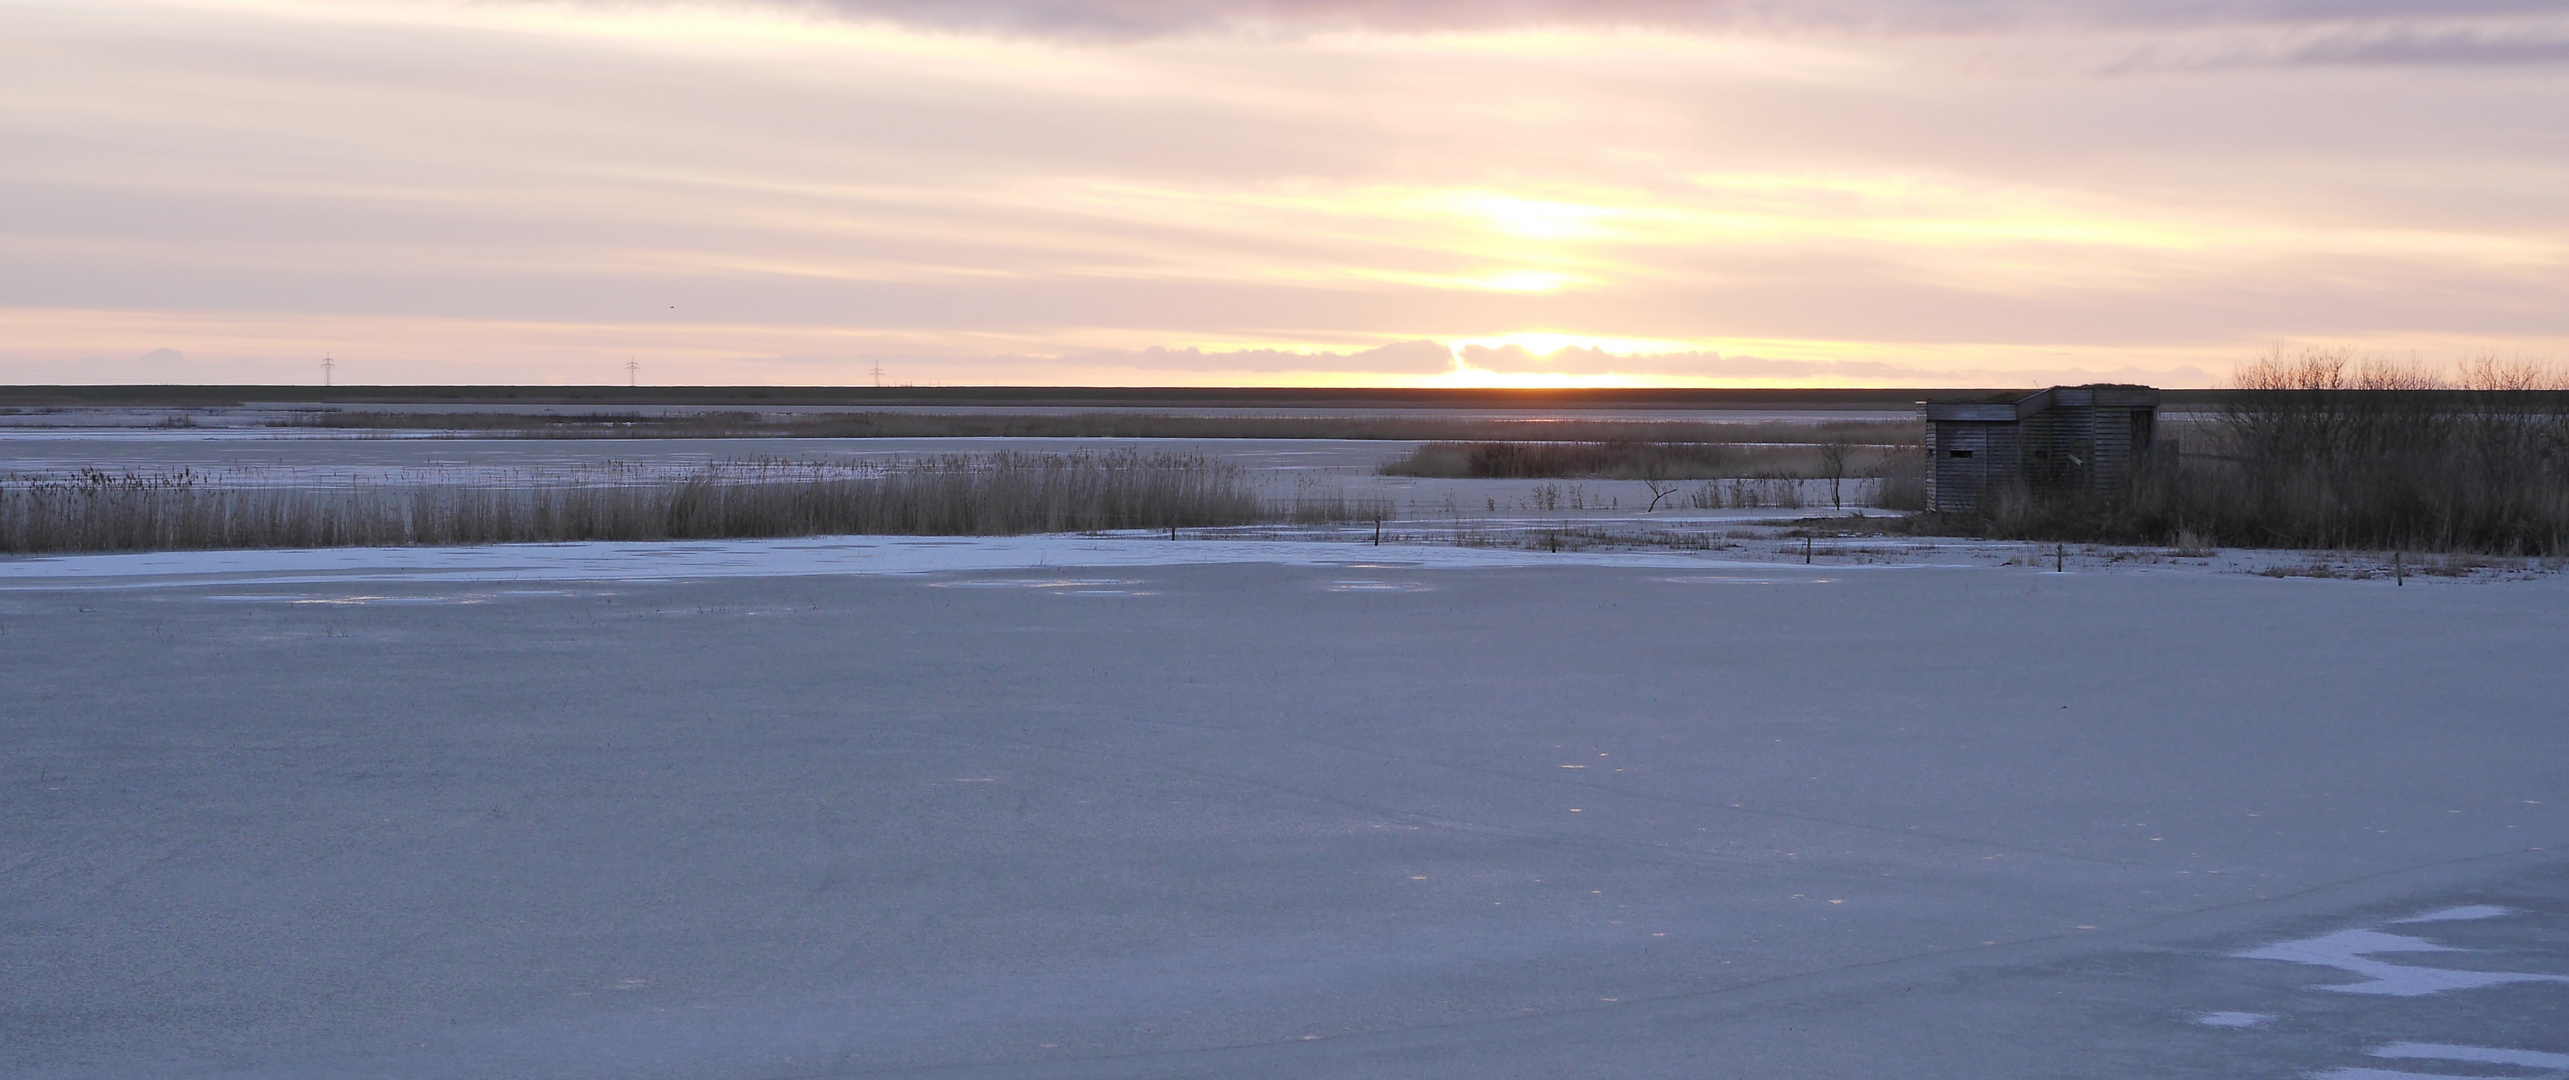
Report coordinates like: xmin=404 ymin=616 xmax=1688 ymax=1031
xmin=2 ymin=0 xmax=2564 ymax=387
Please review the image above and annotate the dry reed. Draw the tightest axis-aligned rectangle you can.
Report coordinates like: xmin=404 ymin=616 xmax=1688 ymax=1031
xmin=0 ymin=452 xmax=1365 ymax=555
xmin=1380 ymin=440 xmax=1908 ymax=481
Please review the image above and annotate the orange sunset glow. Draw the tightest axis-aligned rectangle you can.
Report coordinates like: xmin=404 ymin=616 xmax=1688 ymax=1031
xmin=6 ymin=0 xmax=2567 ymax=386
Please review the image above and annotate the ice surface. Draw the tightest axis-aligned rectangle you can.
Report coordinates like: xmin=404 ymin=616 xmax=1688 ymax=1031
xmin=0 ymin=533 xmax=1849 ymax=591
xmin=7 ymin=532 xmax=2567 ymax=1078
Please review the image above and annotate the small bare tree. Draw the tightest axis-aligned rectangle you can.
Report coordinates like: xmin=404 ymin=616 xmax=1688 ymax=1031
xmin=1638 ymin=454 xmax=1680 ymax=512
xmin=1821 ymin=438 xmax=1848 ymax=511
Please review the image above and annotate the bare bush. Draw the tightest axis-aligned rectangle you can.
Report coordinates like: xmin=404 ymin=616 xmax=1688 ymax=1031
xmin=1976 ymin=349 xmax=2569 ymax=554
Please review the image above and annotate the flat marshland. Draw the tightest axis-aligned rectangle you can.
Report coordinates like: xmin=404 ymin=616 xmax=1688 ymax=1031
xmin=279 ymin=408 xmax=1919 ymax=446
xmin=17 ymin=383 xmax=2569 ymax=556
xmin=0 ymin=409 xmax=1923 ymax=554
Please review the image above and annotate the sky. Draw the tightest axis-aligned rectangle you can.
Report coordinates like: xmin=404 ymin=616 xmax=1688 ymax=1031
xmin=4 ymin=0 xmax=2567 ymax=388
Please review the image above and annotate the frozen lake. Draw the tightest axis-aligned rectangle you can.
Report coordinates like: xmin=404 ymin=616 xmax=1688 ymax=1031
xmin=4 ymin=539 xmax=2564 ymax=1078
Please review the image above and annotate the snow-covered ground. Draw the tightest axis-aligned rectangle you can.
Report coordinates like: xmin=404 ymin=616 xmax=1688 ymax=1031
xmin=1 ymin=525 xmax=2545 ymax=594
xmin=6 ymin=426 xmax=2564 ymax=1079
xmin=6 ymin=529 xmax=2567 ymax=1079
xmin=0 ymin=532 xmax=1756 ymax=590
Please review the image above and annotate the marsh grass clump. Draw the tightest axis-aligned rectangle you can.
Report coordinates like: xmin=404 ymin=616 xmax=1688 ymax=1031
xmin=1872 ymin=444 xmax=1927 ymax=511
xmin=0 ymin=452 xmax=1356 ymax=554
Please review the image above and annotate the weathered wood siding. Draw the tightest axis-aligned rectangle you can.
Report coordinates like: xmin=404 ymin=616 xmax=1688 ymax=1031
xmin=1927 ymin=421 xmax=2019 ymax=512
xmin=1923 ymin=385 xmax=2157 ymax=513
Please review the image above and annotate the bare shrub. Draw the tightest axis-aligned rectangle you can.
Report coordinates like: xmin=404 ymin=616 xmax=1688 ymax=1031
xmin=1975 ymin=348 xmax=2569 ymax=554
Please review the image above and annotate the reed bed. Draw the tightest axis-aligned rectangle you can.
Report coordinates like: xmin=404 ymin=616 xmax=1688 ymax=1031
xmin=1385 ymin=441 xmax=1729 ymax=479
xmin=1679 ymin=478 xmax=1816 ymax=510
xmin=1378 ymin=440 xmax=1907 ymax=481
xmin=1384 ymin=440 xmax=1927 ymax=511
xmin=0 ymin=452 xmax=1361 ymax=555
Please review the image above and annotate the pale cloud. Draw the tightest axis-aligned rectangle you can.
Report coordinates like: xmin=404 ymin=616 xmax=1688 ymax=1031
xmin=1 ymin=0 xmax=2564 ymax=386
xmin=1063 ymin=339 xmax=1459 ymax=374
xmin=2281 ymin=26 xmax=2569 ymax=64
xmin=669 ymin=1 xmax=2569 ymax=40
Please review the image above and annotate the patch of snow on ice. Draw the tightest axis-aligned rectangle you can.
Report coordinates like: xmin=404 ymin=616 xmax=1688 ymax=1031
xmin=2234 ymin=929 xmax=2569 ymax=997
xmin=928 ymin=578 xmax=1140 ymax=590
xmin=290 ymin=595 xmax=469 ymax=606
xmin=2371 ymin=1043 xmax=2569 ymax=1069
xmin=1326 ymin=580 xmax=1431 ymax=593
xmin=2393 ymin=905 xmax=2512 ymax=924
xmin=2191 ymin=1011 xmax=2273 ymax=1028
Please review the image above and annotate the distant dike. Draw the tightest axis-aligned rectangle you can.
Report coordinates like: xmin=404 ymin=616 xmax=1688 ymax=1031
xmin=0 ymin=384 xmax=2245 ymax=410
